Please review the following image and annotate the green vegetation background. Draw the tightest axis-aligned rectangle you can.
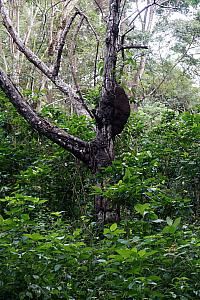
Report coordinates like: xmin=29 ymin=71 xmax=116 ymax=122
xmin=0 ymin=90 xmax=200 ymax=299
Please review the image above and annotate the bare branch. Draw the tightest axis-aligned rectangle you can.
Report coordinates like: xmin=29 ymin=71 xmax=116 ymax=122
xmin=119 ymin=0 xmax=155 ymax=76
xmin=0 ymin=1 xmax=91 ymax=116
xmin=68 ymin=15 xmax=95 ymax=119
xmin=0 ymin=69 xmax=90 ymax=163
xmin=0 ymin=2 xmax=51 ymax=77
xmin=119 ymin=0 xmax=127 ymax=24
xmin=135 ymin=0 xmax=144 ymax=28
xmin=46 ymin=0 xmax=73 ymax=14
xmin=118 ymin=44 xmax=148 ymax=51
xmin=52 ymin=11 xmax=79 ymax=77
xmin=122 ymin=1 xmax=156 ymax=38
xmin=52 ymin=5 xmax=100 ymax=84
xmin=93 ymin=0 xmax=107 ymax=22
xmin=75 ymin=8 xmax=100 ymax=87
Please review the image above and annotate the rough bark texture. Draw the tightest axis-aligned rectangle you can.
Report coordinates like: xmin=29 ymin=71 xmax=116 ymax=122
xmin=91 ymin=0 xmax=125 ymax=223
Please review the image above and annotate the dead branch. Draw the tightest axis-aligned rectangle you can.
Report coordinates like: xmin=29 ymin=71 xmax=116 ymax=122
xmin=93 ymin=0 xmax=107 ymax=22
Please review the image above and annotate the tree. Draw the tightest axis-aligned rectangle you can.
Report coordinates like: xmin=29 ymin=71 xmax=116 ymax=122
xmin=0 ymin=0 xmax=195 ymax=222
xmin=0 ymin=0 xmax=128 ymax=223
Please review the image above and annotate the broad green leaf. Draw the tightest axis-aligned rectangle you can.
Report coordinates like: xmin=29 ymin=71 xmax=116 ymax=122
xmin=173 ymin=217 xmax=181 ymax=228
xmin=138 ymin=249 xmax=146 ymax=257
xmin=134 ymin=203 xmax=150 ymax=216
xmin=116 ymin=249 xmax=132 ymax=259
xmin=24 ymin=233 xmax=46 ymax=241
xmin=166 ymin=217 xmax=173 ymax=226
xmin=110 ymin=223 xmax=117 ymax=231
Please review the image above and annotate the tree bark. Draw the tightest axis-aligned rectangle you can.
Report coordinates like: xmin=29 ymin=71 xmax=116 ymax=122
xmin=91 ymin=0 xmax=122 ymax=223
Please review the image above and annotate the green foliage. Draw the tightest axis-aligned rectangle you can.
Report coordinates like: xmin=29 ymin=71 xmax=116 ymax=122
xmin=0 ymin=92 xmax=93 ymax=215
xmin=1 ymin=90 xmax=199 ymax=299
xmin=0 ymin=195 xmax=200 ymax=299
xmin=97 ymin=110 xmax=200 ymax=217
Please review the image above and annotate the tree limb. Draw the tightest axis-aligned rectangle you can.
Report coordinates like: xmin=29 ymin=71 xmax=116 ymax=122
xmin=122 ymin=0 xmax=156 ymax=39
xmin=93 ymin=0 xmax=107 ymax=22
xmin=0 ymin=1 xmax=91 ymax=116
xmin=0 ymin=69 xmax=90 ymax=163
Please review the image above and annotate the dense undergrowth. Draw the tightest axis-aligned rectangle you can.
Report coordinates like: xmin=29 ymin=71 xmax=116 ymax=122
xmin=0 ymin=91 xmax=200 ymax=299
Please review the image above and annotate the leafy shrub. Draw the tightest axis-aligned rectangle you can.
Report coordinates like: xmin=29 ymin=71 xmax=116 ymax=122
xmin=0 ymin=92 xmax=93 ymax=215
xmin=0 ymin=195 xmax=200 ymax=299
xmin=97 ymin=110 xmax=200 ymax=219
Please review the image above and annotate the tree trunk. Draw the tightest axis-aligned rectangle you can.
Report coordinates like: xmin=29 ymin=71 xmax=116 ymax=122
xmin=90 ymin=0 xmax=122 ymax=223
xmin=90 ymin=133 xmax=118 ymax=223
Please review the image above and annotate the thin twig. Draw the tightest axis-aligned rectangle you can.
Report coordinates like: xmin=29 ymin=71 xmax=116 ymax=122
xmin=118 ymin=44 xmax=148 ymax=51
xmin=93 ymin=0 xmax=107 ymax=22
xmin=119 ymin=0 xmax=127 ymax=25
xmin=147 ymin=37 xmax=195 ymax=97
xmin=75 ymin=7 xmax=100 ymax=87
xmin=45 ymin=0 xmax=72 ymax=14
xmin=52 ymin=11 xmax=79 ymax=77
xmin=123 ymin=0 xmax=156 ymax=38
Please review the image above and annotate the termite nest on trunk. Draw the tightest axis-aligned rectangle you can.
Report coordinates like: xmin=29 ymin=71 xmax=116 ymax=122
xmin=93 ymin=84 xmax=130 ymax=137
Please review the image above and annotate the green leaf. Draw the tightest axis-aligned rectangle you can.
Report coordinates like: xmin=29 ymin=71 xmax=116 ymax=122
xmin=23 ymin=233 xmax=46 ymax=241
xmin=166 ymin=217 xmax=173 ymax=226
xmin=92 ymin=186 xmax=102 ymax=194
xmin=110 ymin=223 xmax=117 ymax=232
xmin=116 ymin=249 xmax=132 ymax=259
xmin=173 ymin=217 xmax=181 ymax=228
xmin=134 ymin=203 xmax=150 ymax=216
xmin=21 ymin=214 xmax=30 ymax=221
xmin=54 ymin=264 xmax=62 ymax=272
xmin=138 ymin=249 xmax=146 ymax=257
xmin=0 ymin=215 xmax=4 ymax=224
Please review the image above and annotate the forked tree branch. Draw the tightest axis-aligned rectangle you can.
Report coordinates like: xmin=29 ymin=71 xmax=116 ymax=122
xmin=0 ymin=1 xmax=91 ymax=117
xmin=0 ymin=69 xmax=90 ymax=163
xmin=122 ymin=0 xmax=156 ymax=39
